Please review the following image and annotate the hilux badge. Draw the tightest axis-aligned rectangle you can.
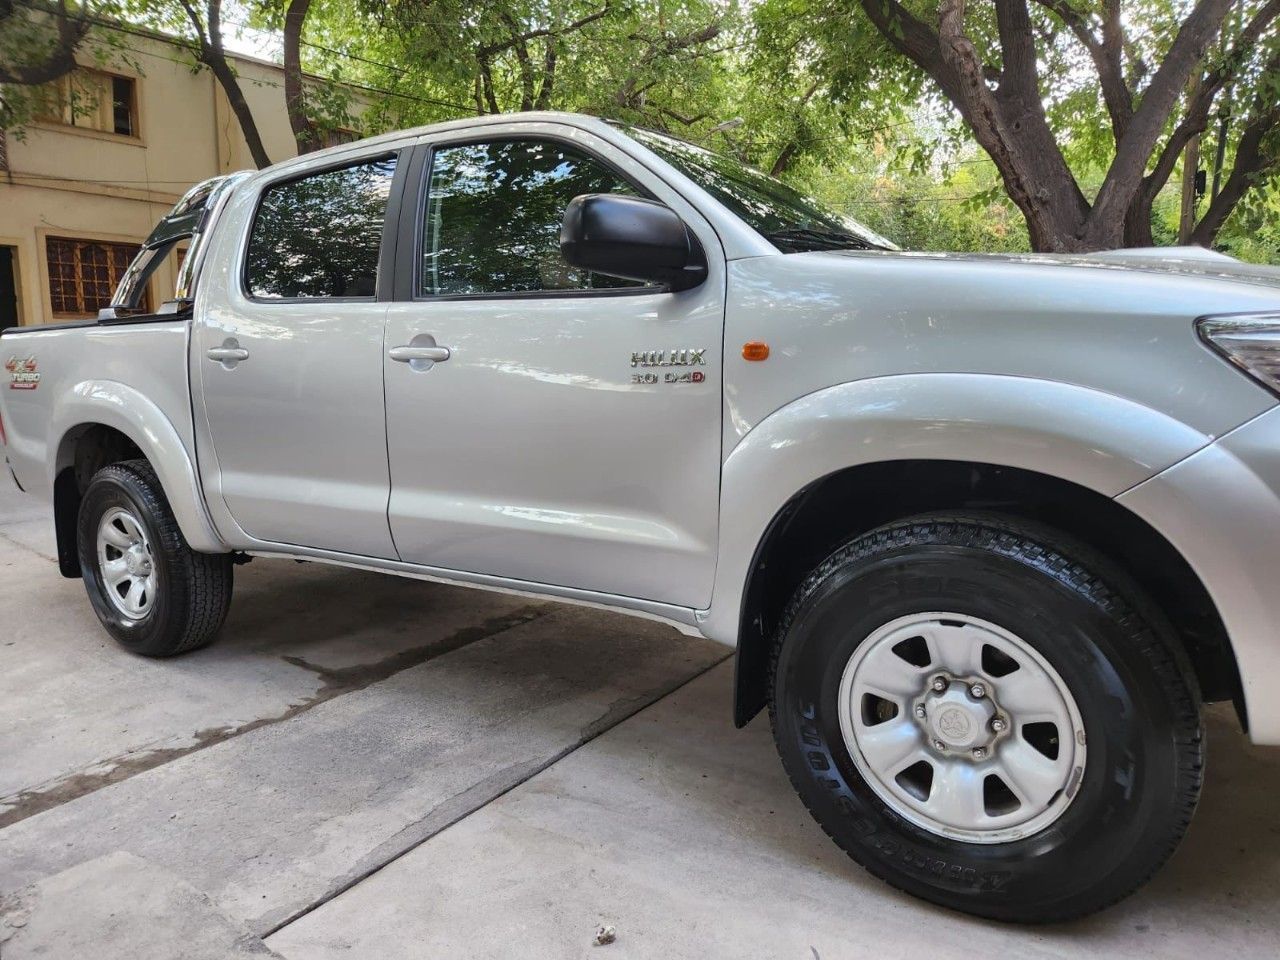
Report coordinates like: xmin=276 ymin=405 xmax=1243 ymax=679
xmin=630 ymin=349 xmax=707 ymax=368
xmin=5 ymin=356 xmax=39 ymax=390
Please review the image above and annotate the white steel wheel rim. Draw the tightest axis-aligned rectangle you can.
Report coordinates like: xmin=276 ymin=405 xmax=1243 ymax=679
xmin=96 ymin=506 xmax=157 ymax=620
xmin=837 ymin=612 xmax=1087 ymax=844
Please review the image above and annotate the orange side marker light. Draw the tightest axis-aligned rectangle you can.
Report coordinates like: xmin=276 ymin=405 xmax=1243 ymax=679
xmin=742 ymin=341 xmax=770 ymax=362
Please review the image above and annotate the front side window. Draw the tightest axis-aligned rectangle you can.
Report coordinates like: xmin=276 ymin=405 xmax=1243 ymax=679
xmin=245 ymin=156 xmax=396 ymax=300
xmin=421 ymin=139 xmax=644 ymax=296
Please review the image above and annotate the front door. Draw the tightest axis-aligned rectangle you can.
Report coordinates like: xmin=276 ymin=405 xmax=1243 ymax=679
xmin=196 ymin=153 xmax=401 ymax=558
xmin=384 ymin=132 xmax=724 ymax=608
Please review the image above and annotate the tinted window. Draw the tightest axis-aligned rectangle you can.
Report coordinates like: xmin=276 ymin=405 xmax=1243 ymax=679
xmin=421 ymin=140 xmax=643 ymax=296
xmin=245 ymin=156 xmax=396 ymax=299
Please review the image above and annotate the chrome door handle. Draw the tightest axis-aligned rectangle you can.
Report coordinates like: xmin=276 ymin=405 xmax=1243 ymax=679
xmin=388 ymin=345 xmax=451 ymax=363
xmin=207 ymin=338 xmax=249 ymax=367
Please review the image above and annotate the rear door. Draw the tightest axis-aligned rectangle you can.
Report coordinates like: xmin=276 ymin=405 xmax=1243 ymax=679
xmin=382 ymin=128 xmax=725 ymax=607
xmin=195 ymin=151 xmax=404 ymax=557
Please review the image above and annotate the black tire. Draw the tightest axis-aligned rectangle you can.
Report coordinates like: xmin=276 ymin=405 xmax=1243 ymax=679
xmin=769 ymin=512 xmax=1202 ymax=923
xmin=77 ymin=459 xmax=233 ymax=656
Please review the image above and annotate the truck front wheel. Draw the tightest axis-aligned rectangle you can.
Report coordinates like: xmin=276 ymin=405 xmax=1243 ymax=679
xmin=769 ymin=512 xmax=1202 ymax=922
xmin=77 ymin=460 xmax=233 ymax=656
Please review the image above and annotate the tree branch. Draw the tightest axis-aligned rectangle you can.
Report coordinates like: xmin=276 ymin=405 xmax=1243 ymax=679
xmin=477 ymin=6 xmax=609 ymax=58
xmin=0 ymin=0 xmax=91 ymax=85
xmin=1085 ymin=0 xmax=1235 ymax=243
xmin=1191 ymin=104 xmax=1280 ymax=245
xmin=994 ymin=0 xmax=1037 ymax=96
xmin=178 ymin=0 xmax=271 ymax=168
xmin=534 ymin=36 xmax=556 ymax=110
xmin=1145 ymin=0 xmax=1280 ymax=200
xmin=613 ymin=20 xmax=723 ymax=109
xmin=1030 ymin=0 xmax=1133 ymax=139
xmin=284 ymin=0 xmax=319 ymax=154
xmin=769 ymin=79 xmax=822 ymax=177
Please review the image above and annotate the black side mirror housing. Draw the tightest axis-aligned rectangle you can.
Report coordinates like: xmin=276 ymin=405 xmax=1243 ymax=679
xmin=560 ymin=194 xmax=708 ymax=291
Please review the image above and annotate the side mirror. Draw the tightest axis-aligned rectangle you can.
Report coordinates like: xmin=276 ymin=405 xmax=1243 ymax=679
xmin=560 ymin=194 xmax=708 ymax=291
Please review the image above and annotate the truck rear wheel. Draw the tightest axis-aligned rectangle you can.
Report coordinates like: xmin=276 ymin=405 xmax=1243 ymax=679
xmin=769 ymin=512 xmax=1202 ymax=922
xmin=77 ymin=459 xmax=233 ymax=656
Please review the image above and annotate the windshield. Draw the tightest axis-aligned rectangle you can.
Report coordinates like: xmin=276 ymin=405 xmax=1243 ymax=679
xmin=625 ymin=126 xmax=897 ymax=254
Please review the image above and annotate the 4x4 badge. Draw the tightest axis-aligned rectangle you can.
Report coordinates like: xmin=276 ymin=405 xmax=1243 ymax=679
xmin=5 ymin=356 xmax=39 ymax=390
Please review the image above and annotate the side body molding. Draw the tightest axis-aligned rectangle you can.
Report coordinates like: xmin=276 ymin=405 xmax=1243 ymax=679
xmin=697 ymin=373 xmax=1216 ymax=645
xmin=50 ymin=380 xmax=226 ymax=553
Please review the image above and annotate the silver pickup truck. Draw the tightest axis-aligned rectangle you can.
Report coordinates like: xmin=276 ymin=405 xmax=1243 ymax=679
xmin=4 ymin=112 xmax=1280 ymax=923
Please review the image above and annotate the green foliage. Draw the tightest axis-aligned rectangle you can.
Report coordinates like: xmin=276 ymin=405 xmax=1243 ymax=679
xmin=8 ymin=0 xmax=1274 ymax=261
xmin=791 ymin=150 xmax=1031 ymax=252
xmin=0 ymin=1 xmax=142 ymax=134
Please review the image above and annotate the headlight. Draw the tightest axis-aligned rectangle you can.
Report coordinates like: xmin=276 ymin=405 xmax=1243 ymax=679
xmin=1197 ymin=313 xmax=1280 ymax=396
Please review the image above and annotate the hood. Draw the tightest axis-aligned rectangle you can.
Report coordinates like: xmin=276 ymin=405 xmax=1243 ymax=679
xmin=823 ymin=245 xmax=1280 ymax=293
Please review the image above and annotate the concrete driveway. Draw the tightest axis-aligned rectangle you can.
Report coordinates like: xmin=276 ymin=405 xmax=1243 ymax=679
xmin=1 ymin=477 xmax=1278 ymax=959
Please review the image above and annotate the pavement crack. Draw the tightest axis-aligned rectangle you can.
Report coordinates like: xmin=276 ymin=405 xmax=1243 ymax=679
xmin=0 ymin=529 xmax=57 ymax=564
xmin=258 ymin=649 xmax=732 ymax=939
xmin=0 ymin=604 xmax=551 ymax=830
xmin=280 ymin=604 xmax=549 ymax=698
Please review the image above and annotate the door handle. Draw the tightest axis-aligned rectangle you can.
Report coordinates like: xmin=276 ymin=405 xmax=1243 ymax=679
xmin=207 ymin=338 xmax=249 ymax=367
xmin=389 ymin=335 xmax=451 ymax=372
xmin=388 ymin=345 xmax=451 ymax=363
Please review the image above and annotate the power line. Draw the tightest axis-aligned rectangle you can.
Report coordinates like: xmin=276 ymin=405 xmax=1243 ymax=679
xmin=8 ymin=0 xmax=473 ymax=115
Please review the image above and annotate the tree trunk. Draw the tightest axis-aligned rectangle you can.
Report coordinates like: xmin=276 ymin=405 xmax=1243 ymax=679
xmin=284 ymin=0 xmax=319 ymax=154
xmin=1123 ymin=187 xmax=1156 ymax=247
xmin=0 ymin=0 xmax=90 ymax=85
xmin=178 ymin=0 xmax=272 ymax=169
xmin=208 ymin=57 xmax=272 ymax=169
xmin=1190 ymin=106 xmax=1280 ymax=246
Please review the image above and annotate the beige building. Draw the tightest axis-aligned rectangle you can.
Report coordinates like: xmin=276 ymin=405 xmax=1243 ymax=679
xmin=0 ymin=29 xmax=364 ymax=329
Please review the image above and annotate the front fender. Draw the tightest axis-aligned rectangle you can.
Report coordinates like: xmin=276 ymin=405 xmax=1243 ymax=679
xmin=698 ymin=373 xmax=1216 ymax=644
xmin=50 ymin=380 xmax=225 ymax=553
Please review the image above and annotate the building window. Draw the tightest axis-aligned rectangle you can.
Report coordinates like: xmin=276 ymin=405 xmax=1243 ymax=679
xmin=37 ymin=69 xmax=138 ymax=138
xmin=46 ymin=237 xmax=146 ymax=317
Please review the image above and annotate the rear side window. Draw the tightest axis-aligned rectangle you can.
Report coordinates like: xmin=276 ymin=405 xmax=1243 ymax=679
xmin=245 ymin=155 xmax=396 ymax=300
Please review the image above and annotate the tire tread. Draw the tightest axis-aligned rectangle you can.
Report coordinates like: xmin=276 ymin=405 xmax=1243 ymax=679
xmin=766 ymin=511 xmax=1203 ymax=923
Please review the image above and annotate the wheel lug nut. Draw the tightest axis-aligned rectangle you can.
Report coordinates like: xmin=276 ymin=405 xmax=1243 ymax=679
xmin=970 ymin=683 xmax=987 ymax=698
xmin=991 ymin=717 xmax=1007 ymax=733
xmin=972 ymin=747 xmax=987 ymax=760
xmin=931 ymin=677 xmax=948 ymax=693
xmin=933 ymin=739 xmax=946 ymax=752
xmin=914 ymin=705 xmax=927 ymax=719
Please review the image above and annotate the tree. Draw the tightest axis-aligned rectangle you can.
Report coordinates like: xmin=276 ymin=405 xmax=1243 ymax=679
xmin=763 ymin=0 xmax=1279 ymax=251
xmin=337 ymin=0 xmax=734 ymax=133
xmin=171 ymin=0 xmax=272 ymax=167
xmin=281 ymin=0 xmax=318 ymax=153
xmin=0 ymin=0 xmax=106 ymax=131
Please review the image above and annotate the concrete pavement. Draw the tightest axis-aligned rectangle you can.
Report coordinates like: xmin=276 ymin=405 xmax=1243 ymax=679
xmin=268 ymin=662 xmax=1280 ymax=960
xmin=3 ymin=475 xmax=1279 ymax=958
